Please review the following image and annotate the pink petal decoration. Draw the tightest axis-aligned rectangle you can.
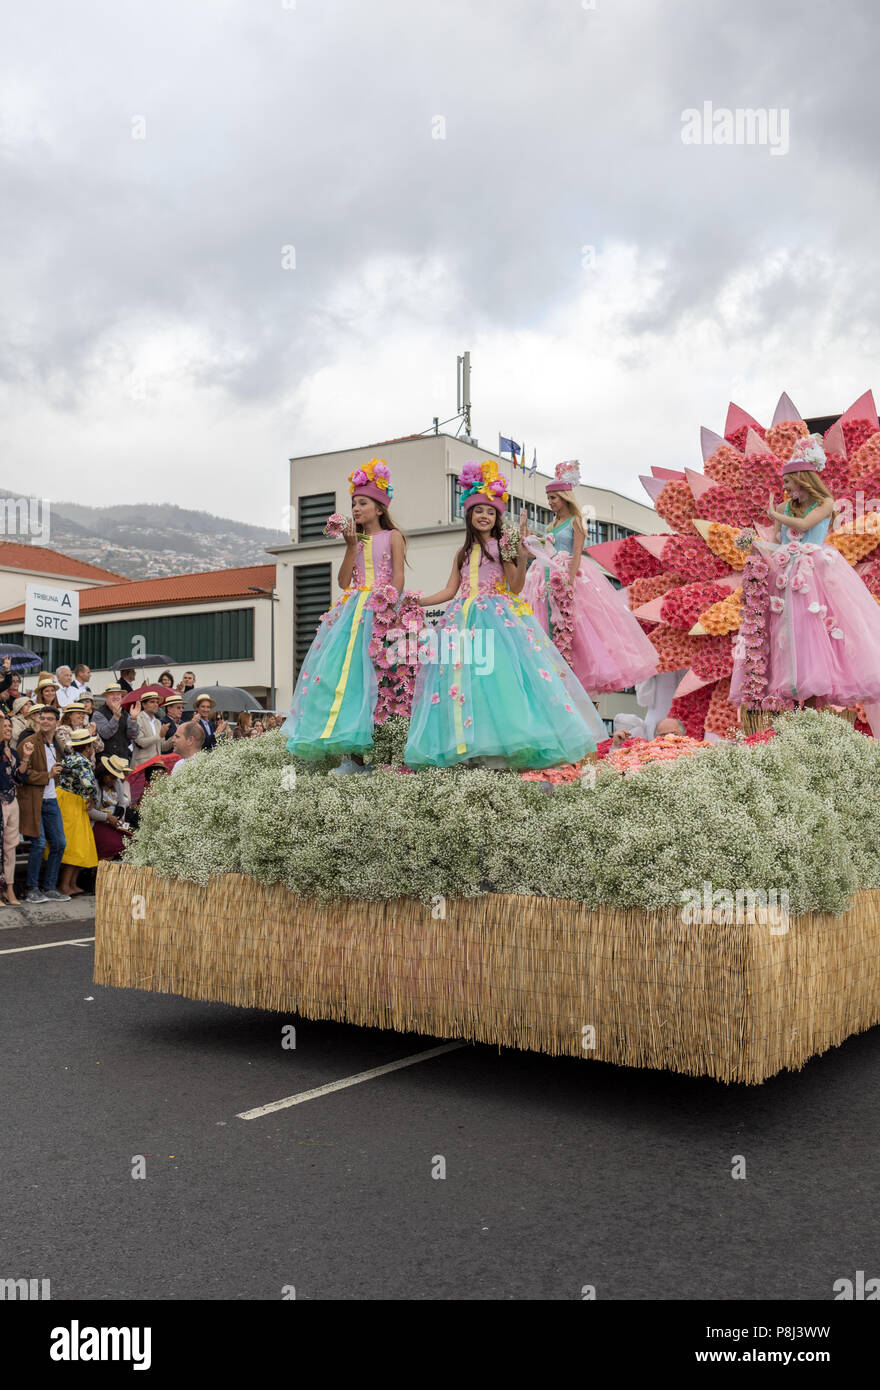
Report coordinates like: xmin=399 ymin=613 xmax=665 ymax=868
xmin=744 ymin=427 xmax=771 ymax=458
xmin=725 ymin=402 xmax=764 ymax=438
xmin=691 ymin=518 xmax=711 ymax=542
xmin=684 ymin=467 xmax=717 ymax=502
xmin=632 ymin=596 xmax=667 ymax=621
xmin=700 ymin=427 xmax=726 ymax=461
xmin=823 ymin=419 xmax=846 ymax=455
xmin=585 ymin=538 xmax=626 ymax=574
xmin=639 ymin=475 xmax=667 ymax=503
xmin=753 ymin=523 xmax=776 ymax=540
xmin=840 ymin=390 xmax=878 ymax=429
xmin=650 ymin=466 xmax=686 ymax=480
xmin=634 ymin=534 xmax=670 ymax=560
xmin=771 ymin=391 xmax=802 ymax=424
xmin=716 ymin=573 xmax=743 ymax=592
xmin=674 ymin=669 xmax=713 ymax=697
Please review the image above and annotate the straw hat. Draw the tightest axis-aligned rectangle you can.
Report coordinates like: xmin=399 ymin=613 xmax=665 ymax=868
xmin=35 ymin=674 xmax=58 ymax=692
xmin=27 ymin=703 xmax=47 ymax=715
xmin=62 ymin=701 xmax=86 ymax=714
xmin=100 ymin=755 xmax=130 ymax=778
xmin=101 ymin=683 xmax=124 ymax=695
xmin=163 ymin=693 xmax=184 ymax=707
xmin=191 ymin=692 xmax=216 ymax=709
xmin=69 ymin=728 xmax=97 ymax=748
xmin=12 ymin=696 xmax=31 ymax=715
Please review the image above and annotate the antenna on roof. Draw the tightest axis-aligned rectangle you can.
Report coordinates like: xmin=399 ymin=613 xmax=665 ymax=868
xmin=456 ymin=351 xmax=472 ymax=439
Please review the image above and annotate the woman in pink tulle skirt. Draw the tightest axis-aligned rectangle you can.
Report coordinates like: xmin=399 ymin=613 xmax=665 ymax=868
xmin=730 ymin=434 xmax=880 ymax=708
xmin=520 ymin=461 xmax=659 ymax=694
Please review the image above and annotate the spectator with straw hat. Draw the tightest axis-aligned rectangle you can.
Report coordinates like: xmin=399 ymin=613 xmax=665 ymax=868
xmin=89 ymin=756 xmax=134 ymax=860
xmin=94 ymin=684 xmax=138 ymax=761
xmin=56 ymin=728 xmax=100 ymax=897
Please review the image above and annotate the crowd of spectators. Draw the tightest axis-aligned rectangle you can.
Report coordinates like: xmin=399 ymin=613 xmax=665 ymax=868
xmin=0 ymin=660 xmax=280 ymax=908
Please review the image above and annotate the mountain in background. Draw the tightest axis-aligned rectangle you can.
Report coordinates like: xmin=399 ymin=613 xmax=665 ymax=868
xmin=0 ymin=496 xmax=288 ymax=579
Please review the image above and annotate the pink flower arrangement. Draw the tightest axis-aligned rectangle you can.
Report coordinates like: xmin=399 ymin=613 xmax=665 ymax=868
xmin=613 ymin=536 xmax=666 ymax=586
xmin=694 ymin=484 xmax=754 ymax=528
xmin=664 ymin=534 xmax=730 ymax=583
xmin=628 ymin=572 xmax=683 ymax=608
xmin=350 ymin=468 xmax=369 ymax=487
xmin=323 ymin=512 xmax=348 ymax=539
xmin=648 ymin=625 xmax=702 ymax=674
xmin=703 ymin=443 xmax=745 ymax=490
xmin=703 ymin=677 xmax=739 ymax=738
xmin=765 ymin=419 xmax=808 ymax=461
xmin=655 ymin=480 xmax=697 ymax=535
xmin=690 ymin=633 xmax=734 ymax=681
xmin=847 ymin=431 xmax=880 ymax=482
xmin=548 ymin=568 xmax=575 ymax=664
xmin=668 ymin=685 xmax=714 ymax=739
xmin=606 ymin=731 xmax=711 ymax=773
xmin=725 ymin=423 xmax=765 ymax=453
xmin=842 ymin=418 xmax=874 ymax=458
xmin=740 ymin=452 xmax=785 ymax=508
xmin=660 ymin=580 xmax=729 ymax=630
xmin=459 ymin=460 xmax=483 ymax=487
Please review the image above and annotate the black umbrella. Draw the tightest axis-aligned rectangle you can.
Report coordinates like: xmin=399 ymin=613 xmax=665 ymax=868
xmin=111 ymin=654 xmax=176 ymax=670
xmin=188 ymin=683 xmax=264 ymax=714
xmin=0 ymin=642 xmax=43 ymax=673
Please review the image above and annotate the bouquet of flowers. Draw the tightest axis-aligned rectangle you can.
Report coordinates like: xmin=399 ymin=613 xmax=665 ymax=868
xmin=323 ymin=513 xmax=349 ymax=540
xmin=499 ymin=521 xmax=520 ymax=563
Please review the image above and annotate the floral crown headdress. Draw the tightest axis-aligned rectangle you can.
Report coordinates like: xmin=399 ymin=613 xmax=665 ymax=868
xmin=546 ymin=459 xmax=581 ymax=494
xmin=781 ymin=434 xmax=826 ymax=476
xmin=458 ymin=459 xmax=510 ymax=512
xmin=348 ymin=457 xmax=394 ymax=502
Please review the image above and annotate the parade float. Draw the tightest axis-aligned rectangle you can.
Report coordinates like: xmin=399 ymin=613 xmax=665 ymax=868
xmin=94 ymin=392 xmax=880 ymax=1085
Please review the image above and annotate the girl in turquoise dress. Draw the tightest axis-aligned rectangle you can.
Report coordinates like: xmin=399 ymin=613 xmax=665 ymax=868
xmin=404 ymin=461 xmax=607 ymax=769
xmin=283 ymin=459 xmax=410 ymax=766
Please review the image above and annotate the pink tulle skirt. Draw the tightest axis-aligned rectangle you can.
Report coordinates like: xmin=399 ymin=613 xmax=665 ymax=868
xmin=521 ymin=551 xmax=659 ymax=694
xmin=730 ymin=540 xmax=880 ymax=706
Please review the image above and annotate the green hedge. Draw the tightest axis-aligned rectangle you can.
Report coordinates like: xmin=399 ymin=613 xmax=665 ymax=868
xmin=125 ymin=711 xmax=880 ymax=916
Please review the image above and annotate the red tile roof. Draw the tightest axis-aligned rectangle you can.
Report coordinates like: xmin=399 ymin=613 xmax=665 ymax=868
xmin=0 ymin=563 xmax=276 ymax=625
xmin=0 ymin=541 xmax=128 ymax=584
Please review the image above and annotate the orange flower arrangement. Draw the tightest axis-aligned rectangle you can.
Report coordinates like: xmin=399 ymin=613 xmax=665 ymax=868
xmin=694 ymin=587 xmax=742 ymax=636
xmin=827 ymin=520 xmax=880 ymax=565
xmin=605 ymin=734 xmax=710 ymax=774
xmin=847 ymin=431 xmax=880 ymax=482
xmin=703 ymin=521 xmax=749 ymax=571
xmin=647 ymin=626 xmax=702 ymax=673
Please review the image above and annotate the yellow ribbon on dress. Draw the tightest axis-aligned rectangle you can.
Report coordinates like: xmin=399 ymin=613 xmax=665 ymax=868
xmin=454 ymin=547 xmax=481 ymax=754
xmin=320 ymin=535 xmax=374 ymax=740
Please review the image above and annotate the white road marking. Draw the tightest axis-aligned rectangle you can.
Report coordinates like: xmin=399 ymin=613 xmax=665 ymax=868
xmin=237 ymin=1041 xmax=466 ymax=1119
xmin=0 ymin=936 xmax=95 ymax=955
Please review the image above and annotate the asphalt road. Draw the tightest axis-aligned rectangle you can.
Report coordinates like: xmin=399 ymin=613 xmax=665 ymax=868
xmin=1 ymin=916 xmax=878 ymax=1301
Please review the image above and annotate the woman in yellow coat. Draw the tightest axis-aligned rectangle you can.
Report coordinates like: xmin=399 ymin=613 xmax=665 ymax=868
xmin=54 ymin=728 xmax=99 ymax=896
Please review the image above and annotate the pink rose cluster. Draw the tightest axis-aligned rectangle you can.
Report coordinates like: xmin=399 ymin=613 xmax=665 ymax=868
xmin=660 ymin=580 xmax=729 ymax=630
xmin=459 ymin=461 xmax=483 ymax=488
xmin=664 ymin=534 xmax=730 ymax=583
xmin=350 ymin=468 xmax=369 ymax=488
xmin=655 ymin=480 xmax=697 ymax=535
xmin=690 ymin=632 xmax=735 ymax=682
xmin=725 ymin=422 xmax=765 ymax=453
xmin=842 ymin=418 xmax=875 ymax=458
xmin=667 ymin=684 xmax=713 ymax=740
xmin=613 ymin=536 xmax=666 ymax=587
xmin=694 ymin=484 xmax=754 ymax=528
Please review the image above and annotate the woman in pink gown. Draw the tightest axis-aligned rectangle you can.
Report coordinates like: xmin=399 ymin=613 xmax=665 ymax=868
xmin=520 ymin=461 xmax=659 ymax=694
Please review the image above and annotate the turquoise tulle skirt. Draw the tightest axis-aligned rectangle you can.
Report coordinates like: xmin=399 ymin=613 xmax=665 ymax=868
xmin=283 ymin=591 xmax=378 ymax=759
xmin=404 ymin=589 xmax=607 ymax=769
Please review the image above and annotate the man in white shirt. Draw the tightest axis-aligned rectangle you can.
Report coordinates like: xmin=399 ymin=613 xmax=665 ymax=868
xmin=170 ymin=721 xmax=206 ymax=774
xmin=72 ymin=663 xmax=92 ymax=695
xmin=55 ymin=666 xmax=80 ymax=708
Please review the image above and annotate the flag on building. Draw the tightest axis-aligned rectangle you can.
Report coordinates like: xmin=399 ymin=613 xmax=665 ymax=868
xmin=529 ymin=450 xmax=537 ymax=476
xmin=498 ymin=435 xmax=521 ymax=460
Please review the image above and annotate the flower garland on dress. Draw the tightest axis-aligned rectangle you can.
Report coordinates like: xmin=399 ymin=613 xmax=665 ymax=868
xmin=548 ymin=567 xmax=574 ymax=665
xmin=736 ymin=548 xmax=794 ymax=710
xmin=366 ymin=585 xmax=425 ymax=724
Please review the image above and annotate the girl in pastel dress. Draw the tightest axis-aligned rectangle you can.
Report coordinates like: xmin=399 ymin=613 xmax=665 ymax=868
xmin=730 ymin=434 xmax=880 ymax=708
xmin=404 ymin=461 xmax=607 ymax=769
xmin=520 ymin=460 xmax=659 ymax=694
xmin=283 ymin=458 xmax=415 ymax=769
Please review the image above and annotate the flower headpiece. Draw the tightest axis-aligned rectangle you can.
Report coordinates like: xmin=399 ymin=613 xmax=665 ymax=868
xmin=348 ymin=457 xmax=394 ymax=505
xmin=458 ymin=459 xmax=509 ymax=513
xmin=781 ymin=434 xmax=826 ymax=476
xmin=546 ymin=459 xmax=581 ymax=494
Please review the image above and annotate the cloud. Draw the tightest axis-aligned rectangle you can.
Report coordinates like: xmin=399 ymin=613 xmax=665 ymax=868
xmin=1 ymin=0 xmax=879 ymax=524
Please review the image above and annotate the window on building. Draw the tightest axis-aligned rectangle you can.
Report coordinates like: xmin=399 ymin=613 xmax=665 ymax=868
xmin=4 ymin=608 xmax=255 ymax=671
xmin=294 ymin=563 xmax=332 ymax=675
xmin=298 ymin=492 xmax=336 ymax=541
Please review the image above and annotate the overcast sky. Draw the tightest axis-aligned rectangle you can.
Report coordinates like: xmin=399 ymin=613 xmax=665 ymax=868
xmin=2 ymin=0 xmax=878 ymax=529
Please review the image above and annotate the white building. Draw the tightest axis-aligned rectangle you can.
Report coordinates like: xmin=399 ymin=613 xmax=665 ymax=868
xmin=268 ymin=433 xmax=665 ymax=721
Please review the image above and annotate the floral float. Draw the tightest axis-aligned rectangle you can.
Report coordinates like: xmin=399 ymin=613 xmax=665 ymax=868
xmin=587 ymin=390 xmax=880 ymax=737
